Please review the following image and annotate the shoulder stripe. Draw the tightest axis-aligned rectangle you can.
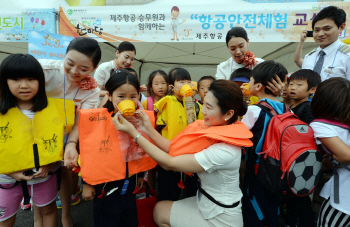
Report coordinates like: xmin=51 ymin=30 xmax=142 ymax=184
xmin=339 ymin=44 xmax=350 ymax=54
xmin=306 ymin=48 xmax=317 ymax=56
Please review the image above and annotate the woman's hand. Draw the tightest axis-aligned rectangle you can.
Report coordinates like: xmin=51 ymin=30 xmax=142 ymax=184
xmin=136 ymin=111 xmax=154 ymax=132
xmin=33 ymin=163 xmax=53 ymax=178
xmin=7 ymin=170 xmax=33 ymax=182
xmin=113 ymin=112 xmax=139 ymax=136
xmin=300 ymin=30 xmax=307 ymax=43
xmin=266 ymin=75 xmax=284 ymax=96
xmin=82 ymin=184 xmax=95 ymax=201
xmin=64 ymin=144 xmax=79 ymax=169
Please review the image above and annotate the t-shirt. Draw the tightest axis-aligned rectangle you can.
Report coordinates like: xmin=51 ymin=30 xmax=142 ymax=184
xmin=195 ymin=143 xmax=242 ymax=219
xmin=309 ymin=121 xmax=350 ymax=215
xmin=290 ymin=101 xmax=314 ymax=125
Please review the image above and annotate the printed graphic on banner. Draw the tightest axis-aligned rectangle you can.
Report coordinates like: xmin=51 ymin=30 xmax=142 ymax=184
xmin=0 ymin=8 xmax=56 ymax=42
xmin=59 ymin=2 xmax=350 ymax=42
xmin=28 ymin=31 xmax=74 ymax=60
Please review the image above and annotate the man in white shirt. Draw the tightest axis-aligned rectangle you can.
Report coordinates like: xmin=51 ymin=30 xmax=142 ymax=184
xmin=302 ymin=6 xmax=350 ymax=81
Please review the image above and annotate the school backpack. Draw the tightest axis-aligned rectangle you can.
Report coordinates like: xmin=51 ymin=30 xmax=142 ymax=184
xmin=312 ymin=119 xmax=350 ymax=204
xmin=255 ymin=100 xmax=322 ymax=198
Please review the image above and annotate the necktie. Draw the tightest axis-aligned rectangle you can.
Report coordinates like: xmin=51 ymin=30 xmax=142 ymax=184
xmin=313 ymin=50 xmax=326 ymax=75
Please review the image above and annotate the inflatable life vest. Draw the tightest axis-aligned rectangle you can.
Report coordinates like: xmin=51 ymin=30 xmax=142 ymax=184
xmin=169 ymin=120 xmax=253 ymax=158
xmin=78 ymin=108 xmax=157 ymax=185
xmin=155 ymin=95 xmax=198 ymax=140
xmin=0 ymin=97 xmax=75 ymax=174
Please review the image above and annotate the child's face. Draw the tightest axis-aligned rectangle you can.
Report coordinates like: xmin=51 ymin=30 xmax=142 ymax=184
xmin=198 ymin=79 xmax=213 ymax=101
xmin=281 ymin=79 xmax=290 ymax=99
xmin=171 ymin=10 xmax=179 ymax=18
xmin=116 ymin=50 xmax=135 ymax=69
xmin=248 ymin=77 xmax=261 ymax=96
xmin=152 ymin=74 xmax=168 ymax=98
xmin=108 ymin=83 xmax=139 ymax=113
xmin=288 ymin=79 xmax=310 ymax=101
xmin=171 ymin=80 xmax=191 ymax=99
xmin=7 ymin=78 xmax=39 ymax=105
xmin=202 ymin=91 xmax=226 ymax=126
xmin=64 ymin=50 xmax=96 ymax=82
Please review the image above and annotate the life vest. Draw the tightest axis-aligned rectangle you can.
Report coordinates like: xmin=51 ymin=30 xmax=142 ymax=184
xmin=0 ymin=97 xmax=75 ymax=174
xmin=155 ymin=95 xmax=198 ymax=140
xmin=78 ymin=108 xmax=157 ymax=185
xmin=169 ymin=120 xmax=253 ymax=157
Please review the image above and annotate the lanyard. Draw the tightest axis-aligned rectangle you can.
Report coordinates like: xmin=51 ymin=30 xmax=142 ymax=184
xmin=313 ymin=45 xmax=341 ymax=80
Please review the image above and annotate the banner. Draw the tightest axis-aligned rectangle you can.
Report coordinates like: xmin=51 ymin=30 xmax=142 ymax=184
xmin=0 ymin=8 xmax=56 ymax=42
xmin=59 ymin=2 xmax=349 ymax=42
xmin=28 ymin=31 xmax=73 ymax=60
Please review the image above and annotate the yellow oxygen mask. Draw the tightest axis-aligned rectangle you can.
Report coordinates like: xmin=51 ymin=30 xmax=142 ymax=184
xmin=179 ymin=84 xmax=193 ymax=97
xmin=116 ymin=100 xmax=136 ymax=117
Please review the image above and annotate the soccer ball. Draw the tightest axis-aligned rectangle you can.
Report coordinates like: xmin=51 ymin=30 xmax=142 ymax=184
xmin=288 ymin=150 xmax=322 ymax=196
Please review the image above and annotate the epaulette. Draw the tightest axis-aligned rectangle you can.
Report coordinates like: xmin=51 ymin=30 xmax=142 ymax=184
xmin=339 ymin=44 xmax=350 ymax=54
xmin=306 ymin=48 xmax=317 ymax=56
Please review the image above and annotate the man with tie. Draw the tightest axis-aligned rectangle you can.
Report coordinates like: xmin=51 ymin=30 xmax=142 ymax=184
xmin=302 ymin=6 xmax=350 ymax=81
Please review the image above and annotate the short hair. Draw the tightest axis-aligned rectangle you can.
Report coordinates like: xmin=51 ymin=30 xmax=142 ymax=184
xmin=116 ymin=41 xmax=136 ymax=55
xmin=209 ymin=80 xmax=247 ymax=124
xmin=147 ymin=70 xmax=168 ymax=97
xmin=289 ymin=69 xmax=321 ymax=90
xmin=197 ymin=75 xmax=215 ymax=90
xmin=225 ymin=27 xmax=248 ymax=46
xmin=168 ymin=68 xmax=191 ymax=86
xmin=312 ymin=6 xmax=346 ymax=29
xmin=66 ymin=37 xmax=101 ymax=68
xmin=251 ymin=60 xmax=288 ymax=95
xmin=103 ymin=69 xmax=140 ymax=113
xmin=125 ymin=68 xmax=138 ymax=78
xmin=171 ymin=6 xmax=179 ymax=12
xmin=311 ymin=77 xmax=350 ymax=125
xmin=0 ymin=54 xmax=48 ymax=115
xmin=229 ymin=68 xmax=252 ymax=82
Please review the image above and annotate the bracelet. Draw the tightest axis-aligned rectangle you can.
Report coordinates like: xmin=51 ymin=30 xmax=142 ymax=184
xmin=133 ymin=133 xmax=142 ymax=143
xmin=66 ymin=141 xmax=77 ymax=145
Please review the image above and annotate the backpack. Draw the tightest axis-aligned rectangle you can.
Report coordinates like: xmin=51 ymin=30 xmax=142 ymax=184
xmin=312 ymin=119 xmax=350 ymax=204
xmin=255 ymin=100 xmax=322 ymax=198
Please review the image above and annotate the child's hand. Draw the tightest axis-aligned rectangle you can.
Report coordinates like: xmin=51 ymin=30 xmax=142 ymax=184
xmin=266 ymin=75 xmax=284 ymax=96
xmin=136 ymin=111 xmax=153 ymax=132
xmin=33 ymin=163 xmax=53 ymax=178
xmin=140 ymin=84 xmax=147 ymax=92
xmin=7 ymin=170 xmax=33 ymax=182
xmin=64 ymin=145 xmax=79 ymax=169
xmin=137 ymin=177 xmax=144 ymax=190
xmin=240 ymin=83 xmax=249 ymax=95
xmin=82 ymin=184 xmax=95 ymax=201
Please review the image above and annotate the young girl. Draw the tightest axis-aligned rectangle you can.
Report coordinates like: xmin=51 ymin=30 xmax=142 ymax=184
xmin=0 ymin=54 xmax=74 ymax=227
xmin=114 ymin=80 xmax=252 ymax=227
xmin=81 ymin=70 xmax=145 ymax=227
xmin=38 ymin=37 xmax=101 ymax=227
xmin=154 ymin=67 xmax=200 ymax=201
xmin=142 ymin=70 xmax=168 ymax=111
xmin=309 ymin=77 xmax=350 ymax=227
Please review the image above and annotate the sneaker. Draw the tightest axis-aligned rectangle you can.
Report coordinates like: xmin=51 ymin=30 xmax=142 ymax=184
xmin=56 ymin=194 xmax=81 ymax=209
xmin=20 ymin=198 xmax=32 ymax=210
xmin=77 ymin=185 xmax=82 ymax=195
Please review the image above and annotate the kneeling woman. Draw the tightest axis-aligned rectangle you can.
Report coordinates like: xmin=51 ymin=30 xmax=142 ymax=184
xmin=113 ymin=80 xmax=253 ymax=227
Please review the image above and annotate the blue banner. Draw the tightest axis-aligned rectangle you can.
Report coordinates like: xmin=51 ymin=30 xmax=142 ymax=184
xmin=28 ymin=31 xmax=73 ymax=60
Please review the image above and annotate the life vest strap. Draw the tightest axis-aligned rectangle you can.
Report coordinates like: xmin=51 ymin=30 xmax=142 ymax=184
xmin=20 ymin=181 xmax=31 ymax=206
xmin=198 ymin=186 xmax=240 ymax=208
xmin=33 ymin=144 xmax=40 ymax=171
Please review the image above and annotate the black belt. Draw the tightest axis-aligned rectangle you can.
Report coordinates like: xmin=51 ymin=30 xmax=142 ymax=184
xmin=198 ymin=186 xmax=240 ymax=208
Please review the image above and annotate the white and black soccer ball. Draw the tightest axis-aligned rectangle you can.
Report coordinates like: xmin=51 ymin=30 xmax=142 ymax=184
xmin=288 ymin=150 xmax=322 ymax=196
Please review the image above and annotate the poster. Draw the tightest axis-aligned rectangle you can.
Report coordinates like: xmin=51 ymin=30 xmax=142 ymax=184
xmin=59 ymin=2 xmax=350 ymax=42
xmin=0 ymin=8 xmax=56 ymax=42
xmin=28 ymin=31 xmax=73 ymax=60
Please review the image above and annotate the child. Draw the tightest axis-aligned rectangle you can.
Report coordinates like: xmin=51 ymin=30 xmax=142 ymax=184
xmin=284 ymin=69 xmax=321 ymax=227
xmin=309 ymin=77 xmax=350 ymax=227
xmin=197 ymin=75 xmax=215 ymax=105
xmin=0 ymin=54 xmax=74 ymax=227
xmin=155 ymin=67 xmax=199 ymax=201
xmin=241 ymin=60 xmax=288 ymax=227
xmin=230 ymin=68 xmax=259 ymax=105
xmin=81 ymin=70 xmax=144 ymax=227
xmin=142 ymin=70 xmax=168 ymax=111
xmin=282 ymin=74 xmax=293 ymax=107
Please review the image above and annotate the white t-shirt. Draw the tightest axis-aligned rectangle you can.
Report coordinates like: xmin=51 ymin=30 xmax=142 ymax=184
xmin=215 ymin=57 xmax=264 ymax=80
xmin=94 ymin=60 xmax=115 ymax=89
xmin=310 ymin=121 xmax=350 ymax=215
xmin=38 ymin=59 xmax=100 ymax=110
xmin=194 ymin=143 xmax=242 ymax=219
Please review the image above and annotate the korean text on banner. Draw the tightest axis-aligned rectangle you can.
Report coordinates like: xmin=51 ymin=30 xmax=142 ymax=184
xmin=0 ymin=8 xmax=56 ymax=42
xmin=28 ymin=31 xmax=74 ymax=60
xmin=59 ymin=2 xmax=350 ymax=42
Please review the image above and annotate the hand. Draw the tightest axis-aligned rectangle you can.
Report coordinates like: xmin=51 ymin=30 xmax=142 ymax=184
xmin=300 ymin=30 xmax=307 ymax=42
xmin=113 ymin=112 xmax=138 ymax=136
xmin=64 ymin=144 xmax=79 ymax=169
xmin=173 ymin=25 xmax=175 ymax=28
xmin=33 ymin=163 xmax=52 ymax=178
xmin=82 ymin=184 xmax=95 ymax=201
xmin=137 ymin=177 xmax=144 ymax=190
xmin=136 ymin=111 xmax=153 ymax=132
xmin=7 ymin=171 xmax=33 ymax=182
xmin=240 ymin=83 xmax=249 ymax=95
xmin=183 ymin=19 xmax=186 ymax=22
xmin=266 ymin=75 xmax=284 ymax=96
xmin=140 ymin=84 xmax=147 ymax=92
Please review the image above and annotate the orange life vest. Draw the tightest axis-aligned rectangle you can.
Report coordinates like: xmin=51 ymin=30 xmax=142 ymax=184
xmin=78 ymin=108 xmax=157 ymax=185
xmin=169 ymin=120 xmax=253 ymax=157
